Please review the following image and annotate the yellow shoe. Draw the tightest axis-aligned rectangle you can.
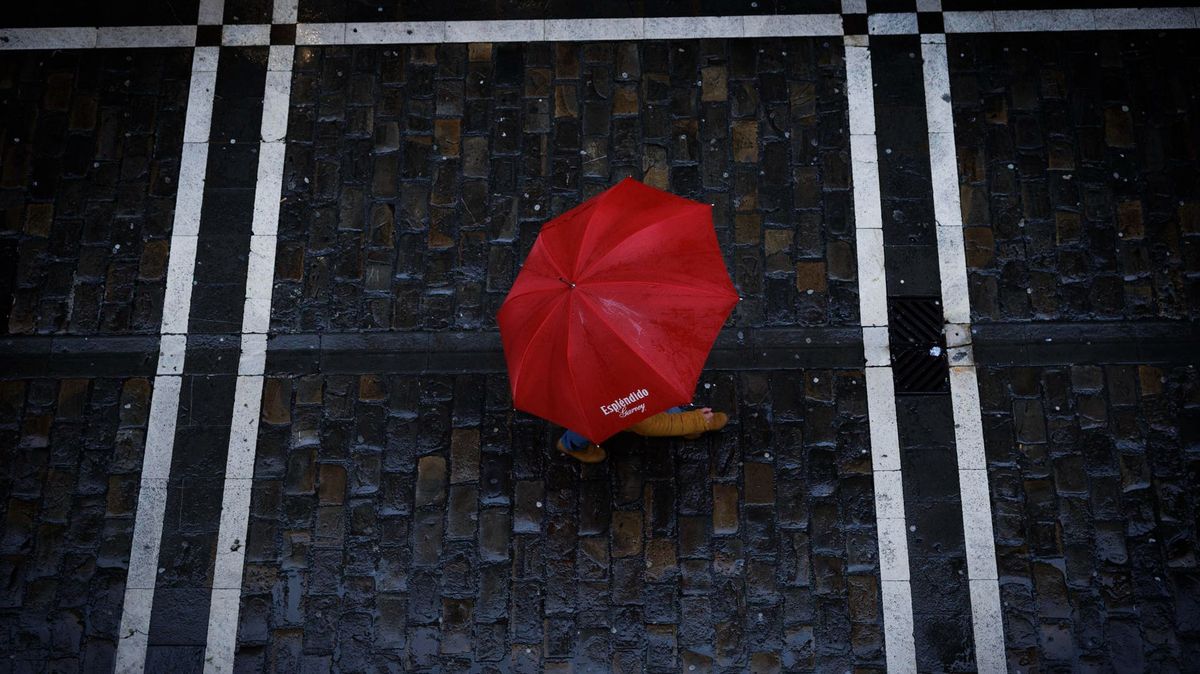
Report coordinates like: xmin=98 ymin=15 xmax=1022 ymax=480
xmin=556 ymin=440 xmax=607 ymax=463
xmin=684 ymin=412 xmax=729 ymax=439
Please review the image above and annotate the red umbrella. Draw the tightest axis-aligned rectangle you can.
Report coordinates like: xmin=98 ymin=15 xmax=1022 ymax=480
xmin=498 ymin=178 xmax=739 ymax=443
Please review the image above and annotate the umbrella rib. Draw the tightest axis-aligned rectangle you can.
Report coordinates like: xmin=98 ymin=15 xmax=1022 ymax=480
xmin=575 ymin=292 xmax=691 ymax=403
xmin=582 ymin=278 xmax=738 ymax=300
xmin=509 ymin=292 xmax=569 ymax=398
xmin=575 ymin=203 xmax=711 ymax=281
xmin=500 ymin=282 xmax=565 ymax=305
xmin=562 ymin=296 xmax=593 ymax=440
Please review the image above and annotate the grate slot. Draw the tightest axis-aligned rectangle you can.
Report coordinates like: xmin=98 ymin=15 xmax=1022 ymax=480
xmin=887 ymin=297 xmax=949 ymax=394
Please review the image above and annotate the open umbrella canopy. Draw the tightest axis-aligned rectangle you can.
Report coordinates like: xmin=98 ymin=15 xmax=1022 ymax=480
xmin=498 ymin=178 xmax=739 ymax=442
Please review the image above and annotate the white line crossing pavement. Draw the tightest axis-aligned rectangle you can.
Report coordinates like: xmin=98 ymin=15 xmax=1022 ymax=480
xmin=3 ymin=9 xmax=1198 ymax=51
xmin=844 ymin=34 xmax=918 ymax=674
xmin=200 ymin=39 xmax=294 ymax=674
xmin=920 ymin=36 xmax=1007 ymax=674
xmin=113 ymin=42 xmax=221 ymax=674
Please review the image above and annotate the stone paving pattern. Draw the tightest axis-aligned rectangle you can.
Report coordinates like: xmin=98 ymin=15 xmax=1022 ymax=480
xmin=978 ymin=363 xmax=1200 ymax=672
xmin=269 ymin=39 xmax=859 ymax=334
xmin=0 ymin=377 xmax=152 ymax=671
xmin=231 ymin=369 xmax=885 ymax=672
xmin=0 ymin=51 xmax=192 ymax=336
xmin=295 ymin=0 xmax=843 ymax=23
xmin=949 ymin=32 xmax=1200 ymax=323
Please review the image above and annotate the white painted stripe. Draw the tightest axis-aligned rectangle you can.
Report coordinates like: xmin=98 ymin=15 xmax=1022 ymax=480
xmin=222 ymin=24 xmax=271 ymax=46
xmin=872 ymin=468 xmax=906 ymax=520
xmin=1093 ymin=6 xmax=1197 ymax=30
xmin=96 ymin=26 xmax=196 ymax=48
xmin=920 ymin=40 xmax=1006 ymax=674
xmin=273 ymin=0 xmax=299 ymax=24
xmin=942 ymin=11 xmax=995 ymax=33
xmin=881 ymin=581 xmax=917 ymax=667
xmin=862 ymin=325 xmax=891 ymax=367
xmin=868 ymin=13 xmax=919 ymax=35
xmin=1 ymin=10 xmax=1197 ymax=54
xmin=545 ymin=17 xmax=645 ymax=41
xmin=916 ymin=0 xmax=942 ymax=10
xmin=992 ymin=8 xmax=1094 ymax=32
xmin=245 ymin=235 xmax=278 ymax=302
xmin=864 ymin=367 xmax=901 ymax=473
xmin=157 ymin=334 xmax=188 ymax=376
xmin=345 ymin=21 xmax=447 ymax=44
xmin=948 ymin=367 xmax=986 ymax=470
xmin=296 ymin=22 xmax=346 ymax=45
xmin=172 ymin=144 xmax=209 ymax=237
xmin=114 ymin=41 xmax=220 ymax=671
xmin=198 ymin=0 xmax=226 ymax=25
xmin=969 ymin=578 xmax=1007 ymax=673
xmin=446 ymin=19 xmax=545 ymax=43
xmin=743 ymin=14 xmax=844 ymax=37
xmin=845 ymin=35 xmax=916 ymax=674
xmin=0 ymin=27 xmax=96 ymax=50
xmin=645 ymin=15 xmax=744 ymax=39
xmin=183 ymin=65 xmax=219 ymax=144
xmin=202 ymin=42 xmax=294 ymax=674
xmin=114 ymin=44 xmax=220 ymax=674
xmin=160 ymin=233 xmax=198 ymax=335
xmin=856 ymin=228 xmax=888 ymax=328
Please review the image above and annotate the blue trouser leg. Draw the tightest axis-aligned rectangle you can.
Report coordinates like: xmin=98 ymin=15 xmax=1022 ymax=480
xmin=559 ymin=429 xmax=590 ymax=451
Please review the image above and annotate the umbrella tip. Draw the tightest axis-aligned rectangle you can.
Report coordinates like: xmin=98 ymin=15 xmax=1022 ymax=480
xmin=558 ymin=277 xmax=576 ymax=289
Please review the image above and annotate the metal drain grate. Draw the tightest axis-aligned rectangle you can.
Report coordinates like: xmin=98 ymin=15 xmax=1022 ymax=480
xmin=888 ymin=297 xmax=949 ymax=394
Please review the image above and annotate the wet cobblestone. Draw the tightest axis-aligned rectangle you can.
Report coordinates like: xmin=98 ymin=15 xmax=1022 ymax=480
xmin=270 ymin=39 xmax=858 ymax=334
xmin=0 ymin=377 xmax=150 ymax=671
xmin=948 ymin=32 xmax=1200 ymax=323
xmin=978 ymin=363 xmax=1200 ymax=671
xmin=0 ymin=51 xmax=192 ymax=336
xmin=232 ymin=369 xmax=883 ymax=672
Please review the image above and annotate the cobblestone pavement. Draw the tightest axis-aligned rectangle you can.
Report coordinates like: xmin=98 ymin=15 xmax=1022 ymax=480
xmin=949 ymin=31 xmax=1200 ymax=323
xmin=270 ymin=40 xmax=858 ymax=334
xmin=0 ymin=377 xmax=153 ymax=670
xmin=1 ymin=6 xmax=1200 ymax=674
xmin=978 ymin=364 xmax=1200 ymax=671
xmin=0 ymin=51 xmax=192 ymax=335
xmin=231 ymin=370 xmax=882 ymax=671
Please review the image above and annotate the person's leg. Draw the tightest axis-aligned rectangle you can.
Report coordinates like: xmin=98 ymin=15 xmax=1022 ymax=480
xmin=556 ymin=428 xmax=607 ymax=463
xmin=559 ymin=429 xmax=589 ymax=451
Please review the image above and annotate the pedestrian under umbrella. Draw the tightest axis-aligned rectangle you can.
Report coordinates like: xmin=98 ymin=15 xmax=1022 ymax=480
xmin=498 ymin=178 xmax=740 ymax=462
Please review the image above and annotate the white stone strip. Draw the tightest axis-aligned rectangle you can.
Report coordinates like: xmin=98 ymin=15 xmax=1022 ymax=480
xmin=198 ymin=0 xmax=226 ymax=25
xmin=201 ymin=42 xmax=293 ymax=674
xmin=645 ymin=16 xmax=746 ymax=39
xmin=844 ymin=34 xmax=916 ymax=674
xmin=1092 ymin=7 xmax=1197 ymax=30
xmin=297 ymin=13 xmax=846 ymax=46
xmin=546 ymin=17 xmax=646 ymax=41
xmin=868 ymin=13 xmax=919 ymax=35
xmin=446 ymin=19 xmax=546 ymax=42
xmin=0 ymin=27 xmax=96 ymax=50
xmin=273 ymin=0 xmax=298 ymax=24
xmin=944 ymin=7 xmax=1198 ymax=33
xmin=296 ymin=22 xmax=347 ymax=45
xmin=97 ymin=25 xmax=197 ymax=48
xmin=114 ymin=45 xmax=220 ymax=674
xmin=222 ymin=24 xmax=271 ymax=46
xmin=2 ymin=9 xmax=1196 ymax=52
xmin=742 ymin=14 xmax=845 ymax=37
xmin=346 ymin=21 xmax=447 ymax=44
xmin=920 ymin=38 xmax=1006 ymax=674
